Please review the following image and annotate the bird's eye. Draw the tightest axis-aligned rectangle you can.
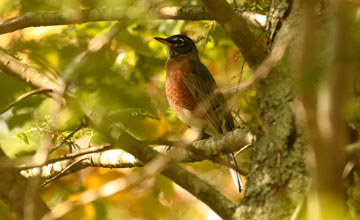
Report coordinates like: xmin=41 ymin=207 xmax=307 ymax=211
xmin=175 ymin=39 xmax=184 ymax=46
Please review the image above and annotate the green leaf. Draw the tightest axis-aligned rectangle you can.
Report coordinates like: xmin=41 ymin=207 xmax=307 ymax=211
xmin=16 ymin=132 xmax=29 ymax=145
xmin=108 ymin=108 xmax=159 ymax=121
xmin=0 ymin=200 xmax=11 ymax=220
xmin=7 ymin=111 xmax=33 ymax=130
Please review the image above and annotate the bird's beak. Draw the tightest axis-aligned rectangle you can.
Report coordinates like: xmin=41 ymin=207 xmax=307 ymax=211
xmin=154 ymin=37 xmax=171 ymax=46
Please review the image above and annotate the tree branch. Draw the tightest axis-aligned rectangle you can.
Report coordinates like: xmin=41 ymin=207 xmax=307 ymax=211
xmin=0 ymin=50 xmax=65 ymax=102
xmin=156 ymin=6 xmax=266 ymax=28
xmin=101 ymin=128 xmax=236 ymax=219
xmin=201 ymin=0 xmax=268 ymax=68
xmin=20 ymin=128 xmax=251 ymax=179
xmin=20 ymin=148 xmax=141 ymax=179
xmin=0 ymin=7 xmax=266 ymax=35
xmin=0 ymin=88 xmax=53 ymax=114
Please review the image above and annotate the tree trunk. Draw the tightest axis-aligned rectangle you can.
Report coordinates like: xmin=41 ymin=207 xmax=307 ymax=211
xmin=234 ymin=1 xmax=310 ymax=219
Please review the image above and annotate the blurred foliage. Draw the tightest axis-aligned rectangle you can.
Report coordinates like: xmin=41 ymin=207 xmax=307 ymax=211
xmin=348 ymin=98 xmax=360 ymax=133
xmin=233 ymin=0 xmax=271 ymax=14
xmin=347 ymin=168 xmax=360 ymax=220
xmin=0 ymin=73 xmax=28 ymax=109
xmin=0 ymin=199 xmax=12 ymax=220
xmin=0 ymin=0 xmax=271 ymax=219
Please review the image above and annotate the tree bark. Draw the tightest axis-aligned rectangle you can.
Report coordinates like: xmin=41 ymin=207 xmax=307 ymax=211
xmin=235 ymin=0 xmax=310 ymax=219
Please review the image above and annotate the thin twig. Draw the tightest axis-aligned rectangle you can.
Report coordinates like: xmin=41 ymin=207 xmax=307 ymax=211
xmin=49 ymin=119 xmax=86 ymax=154
xmin=221 ymin=34 xmax=291 ymax=96
xmin=346 ymin=141 xmax=360 ymax=155
xmin=0 ymin=88 xmax=53 ymax=114
xmin=236 ymin=143 xmax=252 ymax=155
xmin=18 ymin=145 xmax=111 ymax=170
xmin=65 ymin=145 xmax=109 ymax=162
xmin=202 ymin=0 xmax=268 ymax=68
xmin=40 ymin=158 xmax=87 ymax=187
xmin=290 ymin=197 xmax=305 ymax=220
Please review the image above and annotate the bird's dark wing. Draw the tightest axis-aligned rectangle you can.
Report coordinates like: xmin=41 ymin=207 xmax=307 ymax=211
xmin=185 ymin=58 xmax=241 ymax=192
xmin=183 ymin=58 xmax=235 ymax=134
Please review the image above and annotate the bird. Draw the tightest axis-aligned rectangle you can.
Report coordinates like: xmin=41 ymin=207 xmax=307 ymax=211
xmin=154 ymin=34 xmax=243 ymax=192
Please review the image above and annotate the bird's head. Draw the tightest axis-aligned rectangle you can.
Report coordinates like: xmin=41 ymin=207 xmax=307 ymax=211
xmin=154 ymin=35 xmax=198 ymax=58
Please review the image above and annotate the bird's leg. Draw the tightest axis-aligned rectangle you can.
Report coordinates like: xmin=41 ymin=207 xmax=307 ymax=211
xmin=199 ymin=131 xmax=211 ymax=140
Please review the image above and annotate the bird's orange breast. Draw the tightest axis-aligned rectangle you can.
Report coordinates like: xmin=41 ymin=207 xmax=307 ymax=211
xmin=165 ymin=57 xmax=197 ymax=112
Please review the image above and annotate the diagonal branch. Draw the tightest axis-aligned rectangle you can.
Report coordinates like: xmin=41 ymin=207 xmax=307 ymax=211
xmin=100 ymin=128 xmax=237 ymax=219
xmin=202 ymin=0 xmax=268 ymax=68
xmin=0 ymin=50 xmax=65 ymax=102
xmin=0 ymin=7 xmax=266 ymax=35
xmin=0 ymin=88 xmax=53 ymax=114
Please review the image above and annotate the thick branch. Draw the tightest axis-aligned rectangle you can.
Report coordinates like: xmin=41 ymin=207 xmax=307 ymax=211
xmin=157 ymin=7 xmax=266 ymax=28
xmin=20 ymin=128 xmax=251 ymax=179
xmin=0 ymin=7 xmax=266 ymax=35
xmin=202 ymin=0 xmax=268 ymax=68
xmin=20 ymin=148 xmax=141 ymax=179
xmin=0 ymin=50 xmax=64 ymax=102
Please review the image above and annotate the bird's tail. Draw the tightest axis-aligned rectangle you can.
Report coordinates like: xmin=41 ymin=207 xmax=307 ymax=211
xmin=228 ymin=153 xmax=244 ymax=192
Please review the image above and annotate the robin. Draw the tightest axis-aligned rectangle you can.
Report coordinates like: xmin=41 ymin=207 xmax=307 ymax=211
xmin=154 ymin=34 xmax=243 ymax=192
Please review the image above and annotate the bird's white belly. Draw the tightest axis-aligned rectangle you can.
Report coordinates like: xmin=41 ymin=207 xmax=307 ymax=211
xmin=168 ymin=101 xmax=217 ymax=136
